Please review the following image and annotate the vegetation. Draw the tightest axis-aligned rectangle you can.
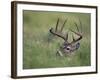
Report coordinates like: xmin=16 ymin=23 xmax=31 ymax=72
xmin=23 ymin=10 xmax=91 ymax=69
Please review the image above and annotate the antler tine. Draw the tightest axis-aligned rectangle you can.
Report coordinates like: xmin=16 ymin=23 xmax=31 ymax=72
xmin=60 ymin=19 xmax=68 ymax=32
xmin=65 ymin=32 xmax=68 ymax=41
xmin=72 ymin=34 xmax=75 ymax=41
xmin=74 ymin=22 xmax=79 ymax=32
xmin=55 ymin=18 xmax=59 ymax=32
xmin=50 ymin=28 xmax=66 ymax=40
xmin=70 ymin=19 xmax=83 ymax=44
xmin=49 ymin=18 xmax=69 ymax=42
xmin=70 ymin=29 xmax=82 ymax=44
xmin=49 ymin=18 xmax=67 ymax=41
xmin=70 ymin=29 xmax=82 ymax=38
xmin=79 ymin=18 xmax=82 ymax=33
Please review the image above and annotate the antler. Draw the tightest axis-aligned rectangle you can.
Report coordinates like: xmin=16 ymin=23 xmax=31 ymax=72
xmin=70 ymin=19 xmax=83 ymax=44
xmin=49 ymin=18 xmax=82 ymax=45
xmin=49 ymin=18 xmax=68 ymax=41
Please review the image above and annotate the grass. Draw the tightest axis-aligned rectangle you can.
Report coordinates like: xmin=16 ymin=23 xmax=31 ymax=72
xmin=23 ymin=10 xmax=91 ymax=69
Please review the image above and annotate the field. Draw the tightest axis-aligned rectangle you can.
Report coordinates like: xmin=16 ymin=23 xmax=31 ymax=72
xmin=23 ymin=10 xmax=91 ymax=69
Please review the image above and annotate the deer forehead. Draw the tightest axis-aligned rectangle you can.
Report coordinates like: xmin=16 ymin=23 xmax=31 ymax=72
xmin=67 ymin=43 xmax=78 ymax=47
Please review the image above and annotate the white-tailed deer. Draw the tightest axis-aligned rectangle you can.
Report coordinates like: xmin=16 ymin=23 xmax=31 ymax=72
xmin=49 ymin=18 xmax=83 ymax=56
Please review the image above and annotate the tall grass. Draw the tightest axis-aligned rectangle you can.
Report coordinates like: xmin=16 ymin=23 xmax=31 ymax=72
xmin=23 ymin=10 xmax=91 ymax=69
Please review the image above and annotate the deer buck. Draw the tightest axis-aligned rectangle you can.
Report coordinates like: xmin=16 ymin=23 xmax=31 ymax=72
xmin=49 ymin=18 xmax=83 ymax=56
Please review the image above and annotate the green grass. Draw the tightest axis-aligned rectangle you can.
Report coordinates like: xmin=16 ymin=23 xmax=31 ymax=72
xmin=23 ymin=10 xmax=91 ymax=69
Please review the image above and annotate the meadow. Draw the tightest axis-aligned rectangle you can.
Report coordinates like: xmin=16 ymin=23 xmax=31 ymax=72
xmin=23 ymin=10 xmax=91 ymax=69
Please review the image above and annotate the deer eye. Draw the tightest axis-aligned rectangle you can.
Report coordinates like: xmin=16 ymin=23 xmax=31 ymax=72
xmin=66 ymin=47 xmax=70 ymax=50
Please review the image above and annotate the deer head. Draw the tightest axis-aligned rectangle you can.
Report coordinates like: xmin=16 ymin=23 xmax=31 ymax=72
xmin=49 ymin=18 xmax=83 ymax=56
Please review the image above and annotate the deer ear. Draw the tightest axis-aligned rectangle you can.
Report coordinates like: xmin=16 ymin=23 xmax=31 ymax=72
xmin=76 ymin=43 xmax=80 ymax=49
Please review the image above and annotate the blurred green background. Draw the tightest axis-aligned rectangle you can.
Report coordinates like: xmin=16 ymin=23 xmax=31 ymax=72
xmin=23 ymin=10 xmax=91 ymax=69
